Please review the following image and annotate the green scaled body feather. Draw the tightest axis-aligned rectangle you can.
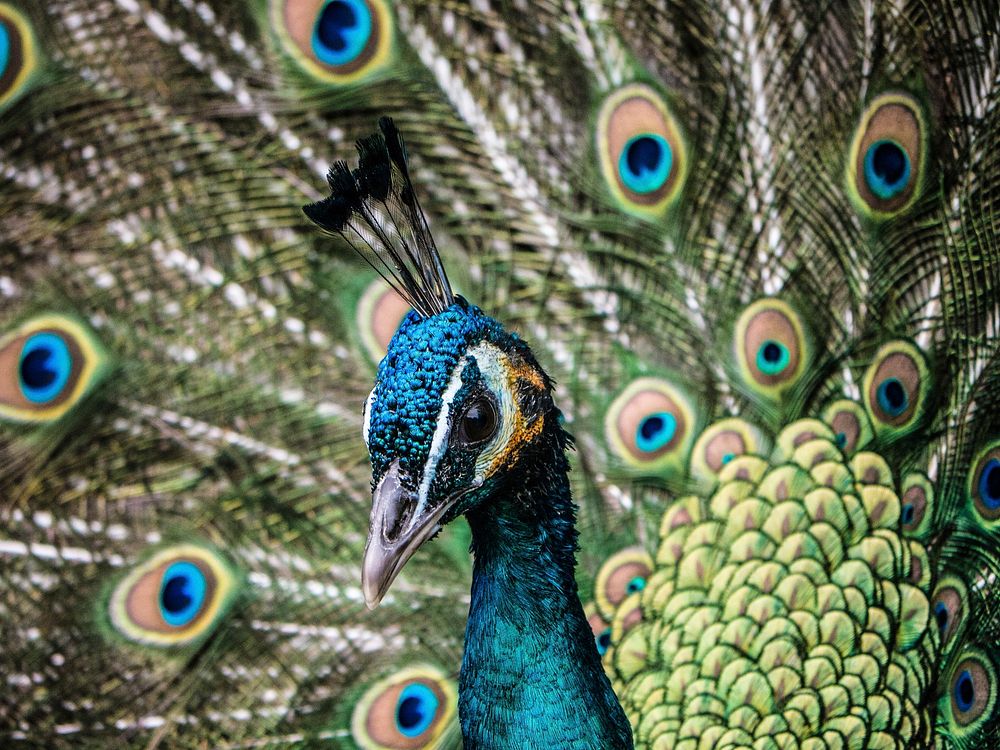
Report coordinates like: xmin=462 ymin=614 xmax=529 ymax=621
xmin=0 ymin=0 xmax=997 ymax=748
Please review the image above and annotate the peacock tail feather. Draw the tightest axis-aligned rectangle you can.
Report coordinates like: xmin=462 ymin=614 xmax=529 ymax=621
xmin=1 ymin=0 xmax=998 ymax=748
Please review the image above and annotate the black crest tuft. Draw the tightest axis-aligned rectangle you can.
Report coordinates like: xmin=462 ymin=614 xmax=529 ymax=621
xmin=303 ymin=117 xmax=454 ymax=318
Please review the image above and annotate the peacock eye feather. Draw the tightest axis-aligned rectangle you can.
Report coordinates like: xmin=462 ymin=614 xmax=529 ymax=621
xmin=734 ymin=299 xmax=808 ymax=400
xmin=604 ymin=377 xmax=695 ymax=476
xmin=0 ymin=314 xmax=108 ymax=424
xmin=969 ymin=443 xmax=1000 ymax=524
xmin=271 ymin=0 xmax=393 ymax=84
xmin=931 ymin=578 xmax=966 ymax=651
xmin=594 ymin=547 xmax=653 ymax=621
xmin=899 ymin=473 xmax=934 ymax=538
xmin=351 ymin=665 xmax=457 ymax=750
xmin=821 ymin=400 xmax=873 ymax=455
xmin=106 ymin=545 xmax=238 ymax=648
xmin=596 ymin=83 xmax=686 ymax=218
xmin=846 ymin=92 xmax=927 ymax=219
xmin=862 ymin=341 xmax=929 ymax=439
xmin=0 ymin=3 xmax=37 ymax=112
xmin=943 ymin=652 xmax=996 ymax=733
xmin=690 ymin=418 xmax=764 ymax=485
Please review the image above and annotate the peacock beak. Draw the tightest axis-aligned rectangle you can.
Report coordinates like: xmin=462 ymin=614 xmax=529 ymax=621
xmin=362 ymin=460 xmax=455 ymax=608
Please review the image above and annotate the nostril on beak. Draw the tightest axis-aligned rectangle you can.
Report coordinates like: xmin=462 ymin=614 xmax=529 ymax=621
xmin=372 ymin=460 xmax=417 ymax=543
xmin=382 ymin=499 xmax=414 ymax=542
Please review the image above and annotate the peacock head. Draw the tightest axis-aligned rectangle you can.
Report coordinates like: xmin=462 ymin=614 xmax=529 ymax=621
xmin=360 ymin=298 xmax=556 ymax=605
xmin=303 ymin=118 xmax=557 ymax=607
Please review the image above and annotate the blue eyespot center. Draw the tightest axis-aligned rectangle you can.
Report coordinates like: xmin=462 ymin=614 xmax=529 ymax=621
xmin=864 ymin=139 xmax=911 ymax=200
xmin=835 ymin=432 xmax=847 ymax=448
xmin=756 ymin=340 xmax=790 ymax=376
xmin=901 ymin=503 xmax=915 ymax=525
xmin=721 ymin=452 xmax=735 ymax=465
xmin=934 ymin=602 xmax=949 ymax=633
xmin=596 ymin=628 xmax=612 ymax=655
xmin=876 ymin=377 xmax=908 ymax=417
xmin=626 ymin=576 xmax=646 ymax=594
xmin=312 ymin=0 xmax=372 ymax=66
xmin=18 ymin=332 xmax=72 ymax=404
xmin=0 ymin=23 xmax=10 ymax=81
xmin=396 ymin=683 xmax=438 ymax=737
xmin=619 ymin=134 xmax=672 ymax=194
xmin=636 ymin=412 xmax=677 ymax=453
xmin=159 ymin=561 xmax=207 ymax=627
xmin=955 ymin=669 xmax=975 ymax=712
xmin=978 ymin=459 xmax=1000 ymax=509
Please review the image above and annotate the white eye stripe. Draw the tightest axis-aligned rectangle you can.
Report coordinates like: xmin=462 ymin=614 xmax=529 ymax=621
xmin=362 ymin=387 xmax=376 ymax=449
xmin=412 ymin=361 xmax=468 ymax=528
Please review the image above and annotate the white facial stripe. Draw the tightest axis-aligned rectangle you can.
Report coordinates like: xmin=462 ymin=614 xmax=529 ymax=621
xmin=410 ymin=358 xmax=468 ymax=529
xmin=362 ymin=387 xmax=376 ymax=449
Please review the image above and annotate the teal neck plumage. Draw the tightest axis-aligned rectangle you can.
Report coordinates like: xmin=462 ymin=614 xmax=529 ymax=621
xmin=460 ymin=430 xmax=633 ymax=749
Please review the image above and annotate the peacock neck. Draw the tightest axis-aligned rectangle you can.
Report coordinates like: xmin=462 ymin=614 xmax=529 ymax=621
xmin=460 ymin=434 xmax=633 ymax=750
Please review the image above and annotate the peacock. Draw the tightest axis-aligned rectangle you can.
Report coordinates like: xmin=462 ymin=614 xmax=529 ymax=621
xmin=1 ymin=0 xmax=998 ymax=748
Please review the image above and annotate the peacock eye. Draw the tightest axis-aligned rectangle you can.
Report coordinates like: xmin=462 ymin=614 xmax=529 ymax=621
xmin=107 ymin=545 xmax=236 ymax=647
xmin=847 ymin=92 xmax=926 ymax=218
xmin=822 ymin=400 xmax=873 ymax=455
xmin=596 ymin=83 xmax=686 ymax=217
xmin=272 ymin=0 xmax=393 ymax=84
xmin=0 ymin=314 xmax=108 ymax=424
xmin=978 ymin=459 xmax=1000 ymax=510
xmin=735 ymin=299 xmax=807 ymax=398
xmin=948 ymin=655 xmax=994 ymax=727
xmin=863 ymin=341 xmax=929 ymax=438
xmin=970 ymin=444 xmax=1000 ymax=523
xmin=351 ymin=665 xmax=457 ymax=749
xmin=457 ymin=397 xmax=498 ymax=446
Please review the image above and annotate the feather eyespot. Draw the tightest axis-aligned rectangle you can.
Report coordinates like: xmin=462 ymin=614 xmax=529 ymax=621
xmin=734 ymin=300 xmax=808 ymax=398
xmin=594 ymin=547 xmax=653 ymax=620
xmin=0 ymin=4 xmax=37 ymax=111
xmin=352 ymin=665 xmax=457 ymax=750
xmin=604 ymin=377 xmax=695 ymax=474
xmin=359 ymin=280 xmax=412 ymax=364
xmin=847 ymin=92 xmax=926 ymax=218
xmin=931 ymin=578 xmax=966 ymax=650
xmin=822 ymin=400 xmax=873 ymax=455
xmin=969 ymin=444 xmax=1000 ymax=523
xmin=107 ymin=545 xmax=237 ymax=647
xmin=596 ymin=84 xmax=686 ymax=217
xmin=272 ymin=0 xmax=393 ymax=84
xmin=945 ymin=653 xmax=996 ymax=731
xmin=899 ymin=473 xmax=934 ymax=537
xmin=690 ymin=418 xmax=763 ymax=484
xmin=0 ymin=314 xmax=108 ymax=423
xmin=862 ymin=341 xmax=929 ymax=438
